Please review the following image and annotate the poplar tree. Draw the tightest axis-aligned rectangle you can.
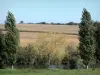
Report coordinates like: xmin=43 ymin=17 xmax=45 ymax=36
xmin=78 ymin=8 xmax=95 ymax=69
xmin=5 ymin=11 xmax=19 ymax=69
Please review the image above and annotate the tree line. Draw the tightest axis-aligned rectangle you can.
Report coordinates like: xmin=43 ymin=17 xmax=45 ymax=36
xmin=19 ymin=21 xmax=79 ymax=25
xmin=0 ymin=8 xmax=100 ymax=69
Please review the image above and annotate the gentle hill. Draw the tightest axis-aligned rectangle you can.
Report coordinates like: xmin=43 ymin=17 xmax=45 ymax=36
xmin=0 ymin=24 xmax=79 ymax=46
xmin=0 ymin=24 xmax=79 ymax=34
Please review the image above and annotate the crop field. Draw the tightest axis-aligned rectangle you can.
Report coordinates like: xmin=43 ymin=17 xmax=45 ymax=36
xmin=0 ymin=24 xmax=79 ymax=46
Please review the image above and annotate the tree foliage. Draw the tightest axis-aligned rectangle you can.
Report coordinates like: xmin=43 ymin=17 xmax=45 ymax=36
xmin=94 ymin=21 xmax=100 ymax=61
xmin=5 ymin=11 xmax=19 ymax=66
xmin=19 ymin=21 xmax=24 ymax=24
xmin=16 ymin=33 xmax=67 ymax=68
xmin=0 ymin=32 xmax=7 ymax=69
xmin=78 ymin=8 xmax=95 ymax=68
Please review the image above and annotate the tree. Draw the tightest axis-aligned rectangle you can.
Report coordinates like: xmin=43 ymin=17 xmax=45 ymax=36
xmin=67 ymin=22 xmax=74 ymax=25
xmin=5 ymin=11 xmax=20 ymax=69
xmin=19 ymin=21 xmax=24 ymax=24
xmin=16 ymin=44 xmax=37 ymax=68
xmin=40 ymin=22 xmax=46 ymax=24
xmin=94 ymin=22 xmax=100 ymax=62
xmin=0 ymin=30 xmax=7 ymax=69
xmin=78 ymin=8 xmax=95 ymax=69
xmin=51 ymin=22 xmax=54 ymax=25
xmin=65 ymin=22 xmax=79 ymax=25
xmin=36 ymin=33 xmax=66 ymax=67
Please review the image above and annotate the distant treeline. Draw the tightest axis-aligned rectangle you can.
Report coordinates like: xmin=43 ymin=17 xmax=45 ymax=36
xmin=19 ymin=21 xmax=79 ymax=25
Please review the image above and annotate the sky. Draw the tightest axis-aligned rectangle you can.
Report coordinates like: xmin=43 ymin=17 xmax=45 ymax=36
xmin=0 ymin=0 xmax=100 ymax=23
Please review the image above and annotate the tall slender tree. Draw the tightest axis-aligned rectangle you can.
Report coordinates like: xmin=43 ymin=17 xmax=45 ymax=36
xmin=78 ymin=8 xmax=95 ymax=69
xmin=5 ymin=11 xmax=19 ymax=69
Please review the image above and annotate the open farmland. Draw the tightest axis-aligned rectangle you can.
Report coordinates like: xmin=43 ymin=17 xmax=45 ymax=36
xmin=0 ymin=24 xmax=79 ymax=46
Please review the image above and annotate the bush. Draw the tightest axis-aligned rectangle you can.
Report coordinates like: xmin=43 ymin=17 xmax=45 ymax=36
xmin=16 ymin=44 xmax=37 ymax=68
xmin=16 ymin=41 xmax=86 ymax=69
xmin=76 ymin=58 xmax=85 ymax=69
xmin=16 ymin=43 xmax=65 ymax=68
xmin=16 ymin=44 xmax=54 ymax=68
xmin=61 ymin=47 xmax=69 ymax=69
xmin=61 ymin=44 xmax=85 ymax=69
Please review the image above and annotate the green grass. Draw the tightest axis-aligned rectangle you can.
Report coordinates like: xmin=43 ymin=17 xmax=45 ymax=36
xmin=0 ymin=68 xmax=100 ymax=75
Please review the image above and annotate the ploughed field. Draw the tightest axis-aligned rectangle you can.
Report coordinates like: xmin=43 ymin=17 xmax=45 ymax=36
xmin=0 ymin=24 xmax=79 ymax=46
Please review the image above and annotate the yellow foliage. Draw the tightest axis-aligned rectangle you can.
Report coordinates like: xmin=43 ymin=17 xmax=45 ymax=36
xmin=36 ymin=32 xmax=68 ymax=63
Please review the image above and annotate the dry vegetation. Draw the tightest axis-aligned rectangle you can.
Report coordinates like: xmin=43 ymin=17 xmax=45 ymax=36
xmin=0 ymin=24 xmax=79 ymax=46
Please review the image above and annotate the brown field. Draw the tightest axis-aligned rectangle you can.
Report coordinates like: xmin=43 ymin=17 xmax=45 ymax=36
xmin=0 ymin=24 xmax=79 ymax=46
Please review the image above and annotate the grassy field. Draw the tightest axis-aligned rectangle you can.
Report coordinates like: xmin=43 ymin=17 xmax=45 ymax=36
xmin=0 ymin=24 xmax=79 ymax=46
xmin=0 ymin=69 xmax=100 ymax=75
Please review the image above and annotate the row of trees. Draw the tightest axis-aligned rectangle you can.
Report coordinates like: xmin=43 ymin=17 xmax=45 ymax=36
xmin=19 ymin=21 xmax=79 ymax=25
xmin=0 ymin=8 xmax=100 ymax=69
xmin=16 ymin=43 xmax=79 ymax=69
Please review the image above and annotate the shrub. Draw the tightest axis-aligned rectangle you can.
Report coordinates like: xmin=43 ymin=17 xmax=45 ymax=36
xmin=16 ymin=44 xmax=37 ymax=68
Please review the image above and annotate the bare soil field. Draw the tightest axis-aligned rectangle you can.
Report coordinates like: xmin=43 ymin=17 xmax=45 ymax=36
xmin=0 ymin=24 xmax=79 ymax=46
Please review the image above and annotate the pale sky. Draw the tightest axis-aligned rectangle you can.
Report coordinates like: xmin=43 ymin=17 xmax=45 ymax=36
xmin=0 ymin=0 xmax=100 ymax=23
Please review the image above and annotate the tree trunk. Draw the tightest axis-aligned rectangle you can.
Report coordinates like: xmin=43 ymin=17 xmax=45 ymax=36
xmin=11 ymin=65 xmax=14 ymax=70
xmin=86 ymin=65 xmax=88 ymax=69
